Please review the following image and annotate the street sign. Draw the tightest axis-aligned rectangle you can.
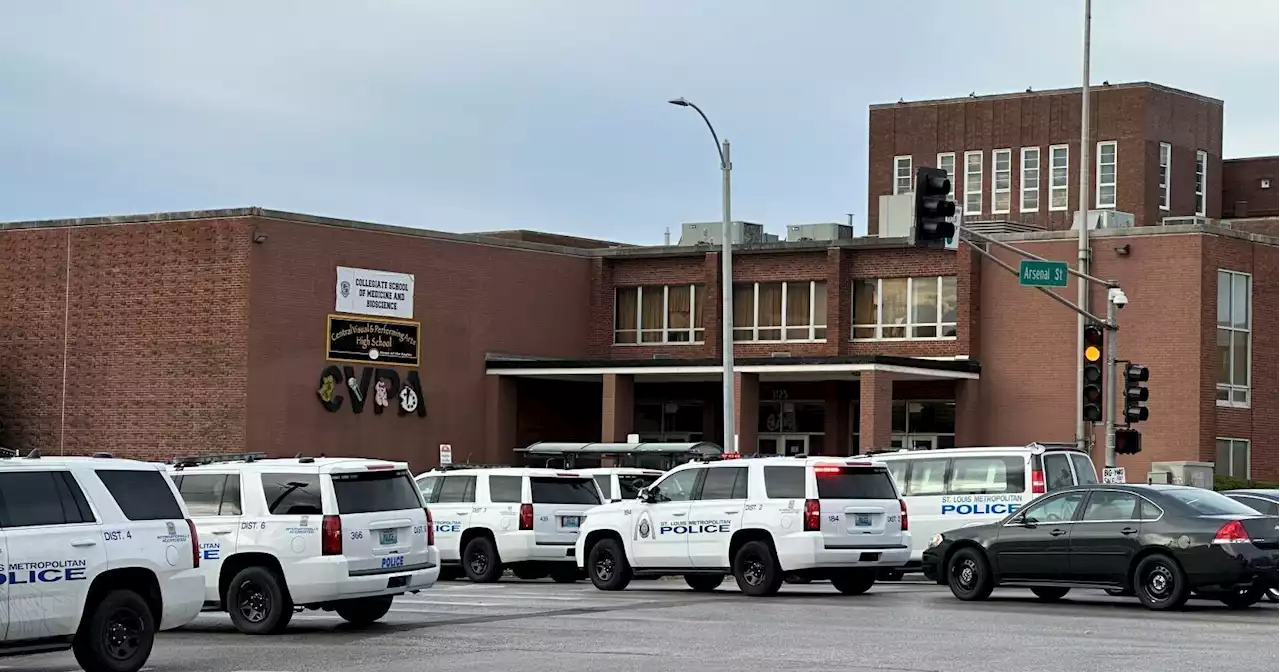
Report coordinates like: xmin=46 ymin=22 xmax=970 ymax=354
xmin=439 ymin=443 xmax=452 ymax=466
xmin=1018 ymin=260 xmax=1069 ymax=287
xmin=1102 ymin=466 xmax=1126 ymax=484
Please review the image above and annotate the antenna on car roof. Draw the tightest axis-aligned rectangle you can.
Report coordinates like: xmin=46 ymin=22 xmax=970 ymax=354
xmin=25 ymin=448 xmax=40 ymax=459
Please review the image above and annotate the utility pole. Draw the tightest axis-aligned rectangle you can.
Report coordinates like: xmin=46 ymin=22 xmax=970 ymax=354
xmin=1075 ymin=0 xmax=1093 ymax=456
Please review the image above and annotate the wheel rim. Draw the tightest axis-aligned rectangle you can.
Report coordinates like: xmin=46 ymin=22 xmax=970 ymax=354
xmin=468 ymin=549 xmax=489 ymax=575
xmin=953 ymin=558 xmax=979 ymax=591
xmin=741 ymin=554 xmax=766 ymax=586
xmin=103 ymin=606 xmax=144 ymax=661
xmin=237 ymin=580 xmax=271 ymax=623
xmin=1146 ymin=564 xmax=1174 ymax=600
xmin=594 ymin=549 xmax=615 ymax=582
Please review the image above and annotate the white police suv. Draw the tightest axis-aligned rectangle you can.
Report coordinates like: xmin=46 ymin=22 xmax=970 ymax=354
xmin=0 ymin=450 xmax=204 ymax=672
xmin=575 ymin=455 xmax=911 ymax=596
xmin=415 ymin=467 xmax=603 ymax=583
xmin=168 ymin=453 xmax=438 ymax=634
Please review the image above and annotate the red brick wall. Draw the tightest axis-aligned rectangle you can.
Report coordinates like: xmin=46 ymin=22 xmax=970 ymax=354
xmin=1221 ymin=157 xmax=1279 ymax=218
xmin=0 ymin=219 xmax=252 ymax=460
xmin=245 ymin=215 xmax=593 ymax=471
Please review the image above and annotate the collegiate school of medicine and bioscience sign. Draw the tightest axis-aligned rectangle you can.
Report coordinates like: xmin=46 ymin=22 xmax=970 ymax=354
xmin=319 ymin=266 xmax=425 ymax=418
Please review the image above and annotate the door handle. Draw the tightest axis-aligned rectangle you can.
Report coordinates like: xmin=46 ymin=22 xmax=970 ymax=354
xmin=724 ymin=510 xmax=739 ymax=515
xmin=1120 ymin=527 xmax=1138 ymax=535
xmin=71 ymin=539 xmax=98 ymax=548
xmin=210 ymin=529 xmax=233 ymax=536
xmin=671 ymin=512 xmax=687 ymax=517
xmin=1049 ymin=528 xmax=1068 ymax=537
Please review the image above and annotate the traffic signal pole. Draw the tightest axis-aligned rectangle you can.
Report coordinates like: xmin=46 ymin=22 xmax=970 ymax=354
xmin=1104 ymin=292 xmax=1118 ymax=469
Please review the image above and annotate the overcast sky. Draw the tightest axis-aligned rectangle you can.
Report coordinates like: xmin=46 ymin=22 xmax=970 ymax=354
xmin=2 ymin=1 xmax=1276 ymax=243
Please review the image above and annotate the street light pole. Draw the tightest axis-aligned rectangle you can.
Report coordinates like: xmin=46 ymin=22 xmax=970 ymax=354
xmin=669 ymin=98 xmax=736 ymax=453
xmin=1076 ymin=0 xmax=1093 ymax=456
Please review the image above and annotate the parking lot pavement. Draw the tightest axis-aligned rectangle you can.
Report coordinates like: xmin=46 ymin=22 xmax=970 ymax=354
xmin=11 ymin=580 xmax=1277 ymax=672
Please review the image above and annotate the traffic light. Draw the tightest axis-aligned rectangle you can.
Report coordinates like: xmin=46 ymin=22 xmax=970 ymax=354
xmin=1123 ymin=363 xmax=1150 ymax=424
xmin=1115 ymin=428 xmax=1142 ymax=455
xmin=911 ymin=166 xmax=956 ymax=248
xmin=1082 ymin=325 xmax=1104 ymax=423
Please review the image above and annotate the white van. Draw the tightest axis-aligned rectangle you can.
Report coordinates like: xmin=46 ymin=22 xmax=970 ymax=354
xmin=868 ymin=443 xmax=1098 ymax=570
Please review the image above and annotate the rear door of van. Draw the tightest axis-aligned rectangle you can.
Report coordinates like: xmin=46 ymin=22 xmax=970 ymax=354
xmin=529 ymin=473 xmax=601 ymax=561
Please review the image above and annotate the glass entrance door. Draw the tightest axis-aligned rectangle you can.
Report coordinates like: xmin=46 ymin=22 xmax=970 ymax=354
xmin=758 ymin=434 xmax=810 ymax=456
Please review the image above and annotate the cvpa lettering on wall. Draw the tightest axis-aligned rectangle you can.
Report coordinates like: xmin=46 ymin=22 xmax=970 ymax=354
xmin=318 ymin=365 xmax=426 ymax=418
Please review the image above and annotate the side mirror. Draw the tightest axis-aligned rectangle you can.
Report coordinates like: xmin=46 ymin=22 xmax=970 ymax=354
xmin=1020 ymin=516 xmax=1039 ymax=528
xmin=638 ymin=487 xmax=658 ymax=503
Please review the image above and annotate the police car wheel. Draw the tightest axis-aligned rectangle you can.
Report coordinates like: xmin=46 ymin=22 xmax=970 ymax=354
xmin=73 ymin=589 xmax=155 ymax=672
xmin=227 ymin=566 xmax=294 ymax=634
xmin=335 ymin=596 xmax=394 ymax=625
xmin=831 ymin=570 xmax=876 ymax=596
xmin=463 ymin=536 xmax=504 ymax=583
xmin=684 ymin=574 xmax=725 ymax=592
xmin=1133 ymin=554 xmax=1189 ymax=611
xmin=588 ymin=537 xmax=632 ymax=591
xmin=946 ymin=547 xmax=993 ymax=601
xmin=1030 ymin=586 xmax=1071 ymax=602
xmin=732 ymin=540 xmax=782 ymax=597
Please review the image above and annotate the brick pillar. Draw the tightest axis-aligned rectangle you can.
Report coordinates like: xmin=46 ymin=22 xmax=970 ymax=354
xmin=954 ymin=379 xmax=981 ymax=447
xmin=704 ymin=251 xmax=722 ymax=359
xmin=823 ymin=381 xmax=849 ymax=456
xmin=733 ymin=372 xmax=759 ymax=453
xmin=484 ymin=376 xmax=518 ymax=463
xmin=826 ymin=248 xmax=846 ymax=357
xmin=601 ymin=374 xmax=635 ymax=442
xmin=859 ymin=371 xmax=894 ymax=453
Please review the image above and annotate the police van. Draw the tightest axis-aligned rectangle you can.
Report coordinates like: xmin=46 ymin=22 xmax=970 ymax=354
xmin=414 ymin=466 xmax=603 ymax=583
xmin=867 ymin=443 xmax=1098 ymax=570
xmin=578 ymin=467 xmax=663 ymax=503
xmin=576 ymin=455 xmax=911 ymax=597
xmin=168 ymin=453 xmax=438 ymax=635
xmin=0 ymin=450 xmax=204 ymax=672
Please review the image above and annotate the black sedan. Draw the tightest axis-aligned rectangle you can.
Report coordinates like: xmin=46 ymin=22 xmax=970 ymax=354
xmin=922 ymin=484 xmax=1279 ymax=610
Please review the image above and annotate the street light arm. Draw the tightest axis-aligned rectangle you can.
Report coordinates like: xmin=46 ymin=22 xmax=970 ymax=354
xmin=682 ymin=101 xmax=727 ymax=169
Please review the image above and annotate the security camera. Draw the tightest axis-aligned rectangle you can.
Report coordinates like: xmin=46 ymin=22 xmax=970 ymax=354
xmin=1108 ymin=287 xmax=1129 ymax=308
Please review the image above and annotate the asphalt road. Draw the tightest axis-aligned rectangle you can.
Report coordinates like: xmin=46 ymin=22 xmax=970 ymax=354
xmin=10 ymin=578 xmax=1278 ymax=672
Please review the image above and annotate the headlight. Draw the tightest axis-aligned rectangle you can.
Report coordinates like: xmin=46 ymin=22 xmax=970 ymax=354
xmin=928 ymin=533 xmax=944 ymax=548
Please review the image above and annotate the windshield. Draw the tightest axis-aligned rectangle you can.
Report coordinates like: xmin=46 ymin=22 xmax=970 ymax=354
xmin=530 ymin=477 xmax=602 ymax=505
xmin=1163 ymin=488 xmax=1264 ymax=516
xmin=332 ymin=470 xmax=423 ymax=514
xmin=618 ymin=474 xmax=659 ymax=500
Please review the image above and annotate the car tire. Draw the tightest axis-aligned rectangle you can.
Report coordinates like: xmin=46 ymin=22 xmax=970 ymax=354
xmin=1219 ymin=585 xmax=1266 ymax=610
xmin=335 ymin=596 xmax=394 ymax=625
xmin=587 ymin=537 xmax=632 ymax=591
xmin=684 ymin=574 xmax=725 ymax=592
xmin=732 ymin=540 xmax=783 ymax=597
xmin=73 ymin=589 xmax=156 ymax=672
xmin=946 ymin=547 xmax=994 ymax=602
xmin=831 ymin=570 xmax=877 ymax=596
xmin=1133 ymin=554 xmax=1190 ymax=611
xmin=227 ymin=565 xmax=294 ymax=635
xmin=462 ymin=536 xmax=504 ymax=583
xmin=549 ymin=567 xmax=585 ymax=583
xmin=1030 ymin=586 xmax=1071 ymax=602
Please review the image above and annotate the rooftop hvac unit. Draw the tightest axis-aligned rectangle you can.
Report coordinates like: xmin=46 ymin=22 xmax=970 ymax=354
xmin=786 ymin=223 xmax=854 ymax=242
xmin=677 ymin=221 xmax=767 ymax=246
xmin=1148 ymin=461 xmax=1215 ymax=489
xmin=1160 ymin=216 xmax=1213 ymax=227
xmin=1071 ymin=210 xmax=1135 ymax=231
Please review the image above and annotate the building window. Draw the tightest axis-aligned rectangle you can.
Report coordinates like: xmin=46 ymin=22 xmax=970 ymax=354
xmin=1158 ymin=142 xmax=1171 ymax=211
xmin=733 ymin=281 xmax=827 ymax=342
xmin=1195 ymin=150 xmax=1207 ymax=216
xmin=1095 ymin=141 xmax=1117 ymax=208
xmin=614 ymin=285 xmax=706 ymax=345
xmin=1049 ymin=144 xmax=1069 ymax=211
xmin=891 ymin=400 xmax=957 ymax=450
xmin=963 ymin=151 xmax=983 ymax=216
xmin=852 ymin=276 xmax=957 ymax=340
xmin=1216 ymin=270 xmax=1251 ymax=407
xmin=894 ymin=155 xmax=913 ymax=195
xmin=991 ymin=149 xmax=1012 ymax=214
xmin=1215 ymin=438 xmax=1250 ymax=479
xmin=1020 ymin=147 xmax=1040 ymax=212
xmin=937 ymin=153 xmax=956 ymax=202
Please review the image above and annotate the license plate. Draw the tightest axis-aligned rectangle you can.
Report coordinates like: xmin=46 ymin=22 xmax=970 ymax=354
xmin=387 ymin=575 xmax=409 ymax=589
xmin=379 ymin=530 xmax=398 ymax=545
xmin=855 ymin=514 xmax=872 ymax=527
xmin=562 ymin=516 xmax=580 ymax=529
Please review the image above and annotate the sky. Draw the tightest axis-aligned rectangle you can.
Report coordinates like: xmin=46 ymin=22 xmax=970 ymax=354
xmin=1 ymin=1 xmax=1277 ymax=243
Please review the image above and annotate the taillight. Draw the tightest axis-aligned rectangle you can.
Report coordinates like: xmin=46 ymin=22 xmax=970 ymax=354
xmin=425 ymin=507 xmax=435 ymax=546
xmin=1213 ymin=520 xmax=1250 ymax=545
xmin=322 ymin=515 xmax=343 ymax=555
xmin=1031 ymin=469 xmax=1046 ymax=494
xmin=899 ymin=499 xmax=909 ymax=531
xmin=519 ymin=503 xmax=534 ymax=531
xmin=186 ymin=519 xmax=200 ymax=569
xmin=813 ymin=465 xmax=842 ymax=476
xmin=803 ymin=499 xmax=821 ymax=532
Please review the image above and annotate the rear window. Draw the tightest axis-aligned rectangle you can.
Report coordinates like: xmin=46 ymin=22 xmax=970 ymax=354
xmin=764 ymin=466 xmax=805 ymax=499
xmin=1163 ymin=488 xmax=1263 ymax=516
xmin=815 ymin=467 xmax=898 ymax=499
xmin=261 ymin=473 xmax=323 ymax=515
xmin=618 ymin=474 xmax=659 ymax=500
xmin=949 ymin=456 xmax=1025 ymax=495
xmin=530 ymin=477 xmax=601 ymax=505
xmin=96 ymin=469 xmax=185 ymax=521
xmin=332 ymin=470 xmax=423 ymax=514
